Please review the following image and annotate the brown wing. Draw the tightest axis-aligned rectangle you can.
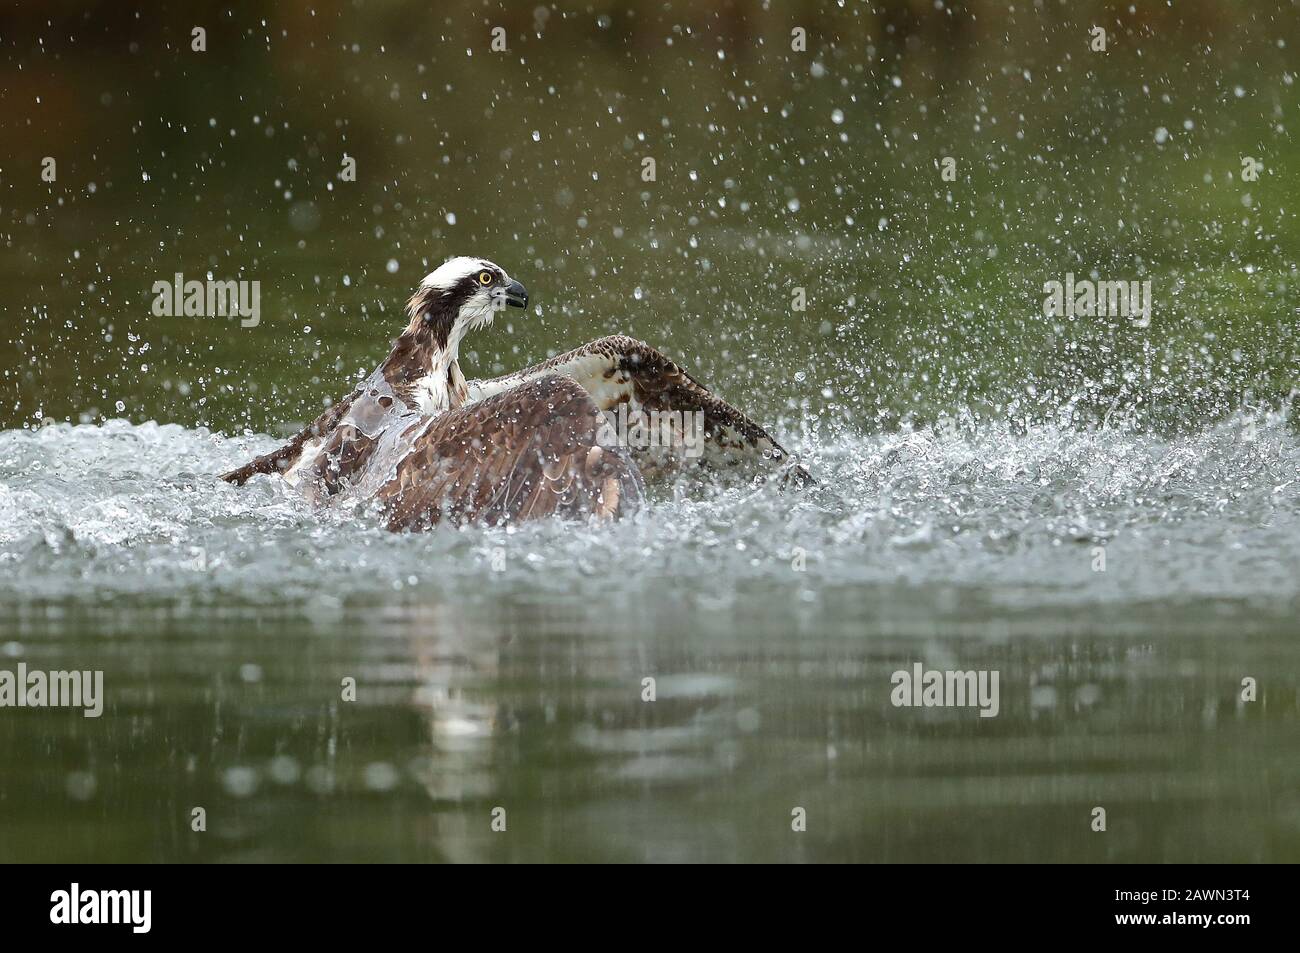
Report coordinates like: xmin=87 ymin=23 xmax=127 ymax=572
xmin=376 ymin=375 xmax=645 ymax=530
xmin=220 ymin=389 xmax=360 ymax=485
xmin=466 ymin=335 xmax=812 ymax=486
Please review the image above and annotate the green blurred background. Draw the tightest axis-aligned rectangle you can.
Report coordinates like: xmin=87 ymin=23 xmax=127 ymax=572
xmin=3 ymin=0 xmax=1298 ymax=435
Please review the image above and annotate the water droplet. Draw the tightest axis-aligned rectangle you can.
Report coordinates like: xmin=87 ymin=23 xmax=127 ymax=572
xmin=66 ymin=772 xmax=97 ymax=801
xmin=364 ymin=762 xmax=400 ymax=791
xmin=222 ymin=766 xmax=259 ymax=798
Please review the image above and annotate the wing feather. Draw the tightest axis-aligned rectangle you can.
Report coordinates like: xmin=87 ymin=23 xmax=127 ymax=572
xmin=467 ymin=335 xmax=812 ymax=485
xmin=220 ymin=390 xmax=360 ymax=485
xmin=376 ymin=375 xmax=645 ymax=530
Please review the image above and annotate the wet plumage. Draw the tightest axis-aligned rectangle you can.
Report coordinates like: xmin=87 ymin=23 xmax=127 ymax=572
xmin=221 ymin=256 xmax=808 ymax=528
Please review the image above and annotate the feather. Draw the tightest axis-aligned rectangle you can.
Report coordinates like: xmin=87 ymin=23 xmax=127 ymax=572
xmin=375 ymin=376 xmax=645 ymax=529
xmin=220 ymin=279 xmax=811 ymax=531
xmin=467 ymin=335 xmax=813 ymax=485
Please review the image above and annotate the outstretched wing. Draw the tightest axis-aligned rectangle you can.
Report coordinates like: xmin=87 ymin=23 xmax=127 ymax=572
xmin=220 ymin=389 xmax=360 ymax=486
xmin=376 ymin=375 xmax=645 ymax=530
xmin=466 ymin=335 xmax=811 ymax=484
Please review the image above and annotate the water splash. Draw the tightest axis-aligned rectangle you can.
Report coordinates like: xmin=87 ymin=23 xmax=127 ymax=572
xmin=2 ymin=415 xmax=1296 ymax=617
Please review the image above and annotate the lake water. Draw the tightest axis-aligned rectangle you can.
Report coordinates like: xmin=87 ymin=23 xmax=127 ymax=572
xmin=1 ymin=3 xmax=1298 ymax=862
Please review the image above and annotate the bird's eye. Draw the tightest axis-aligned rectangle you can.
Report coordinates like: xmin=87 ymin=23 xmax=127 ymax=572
xmin=477 ymin=271 xmax=494 ymax=286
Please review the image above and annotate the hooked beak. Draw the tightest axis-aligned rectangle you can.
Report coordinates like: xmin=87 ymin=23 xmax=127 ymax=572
xmin=503 ymin=279 xmax=528 ymax=309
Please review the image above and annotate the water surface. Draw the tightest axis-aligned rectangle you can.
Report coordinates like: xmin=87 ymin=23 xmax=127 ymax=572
xmin=1 ymin=2 xmax=1298 ymax=862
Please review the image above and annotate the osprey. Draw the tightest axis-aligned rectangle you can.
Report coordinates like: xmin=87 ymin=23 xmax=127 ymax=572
xmin=222 ymin=256 xmax=808 ymax=529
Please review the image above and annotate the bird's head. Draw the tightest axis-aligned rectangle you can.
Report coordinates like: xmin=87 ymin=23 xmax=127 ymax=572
xmin=405 ymin=256 xmax=528 ymax=350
